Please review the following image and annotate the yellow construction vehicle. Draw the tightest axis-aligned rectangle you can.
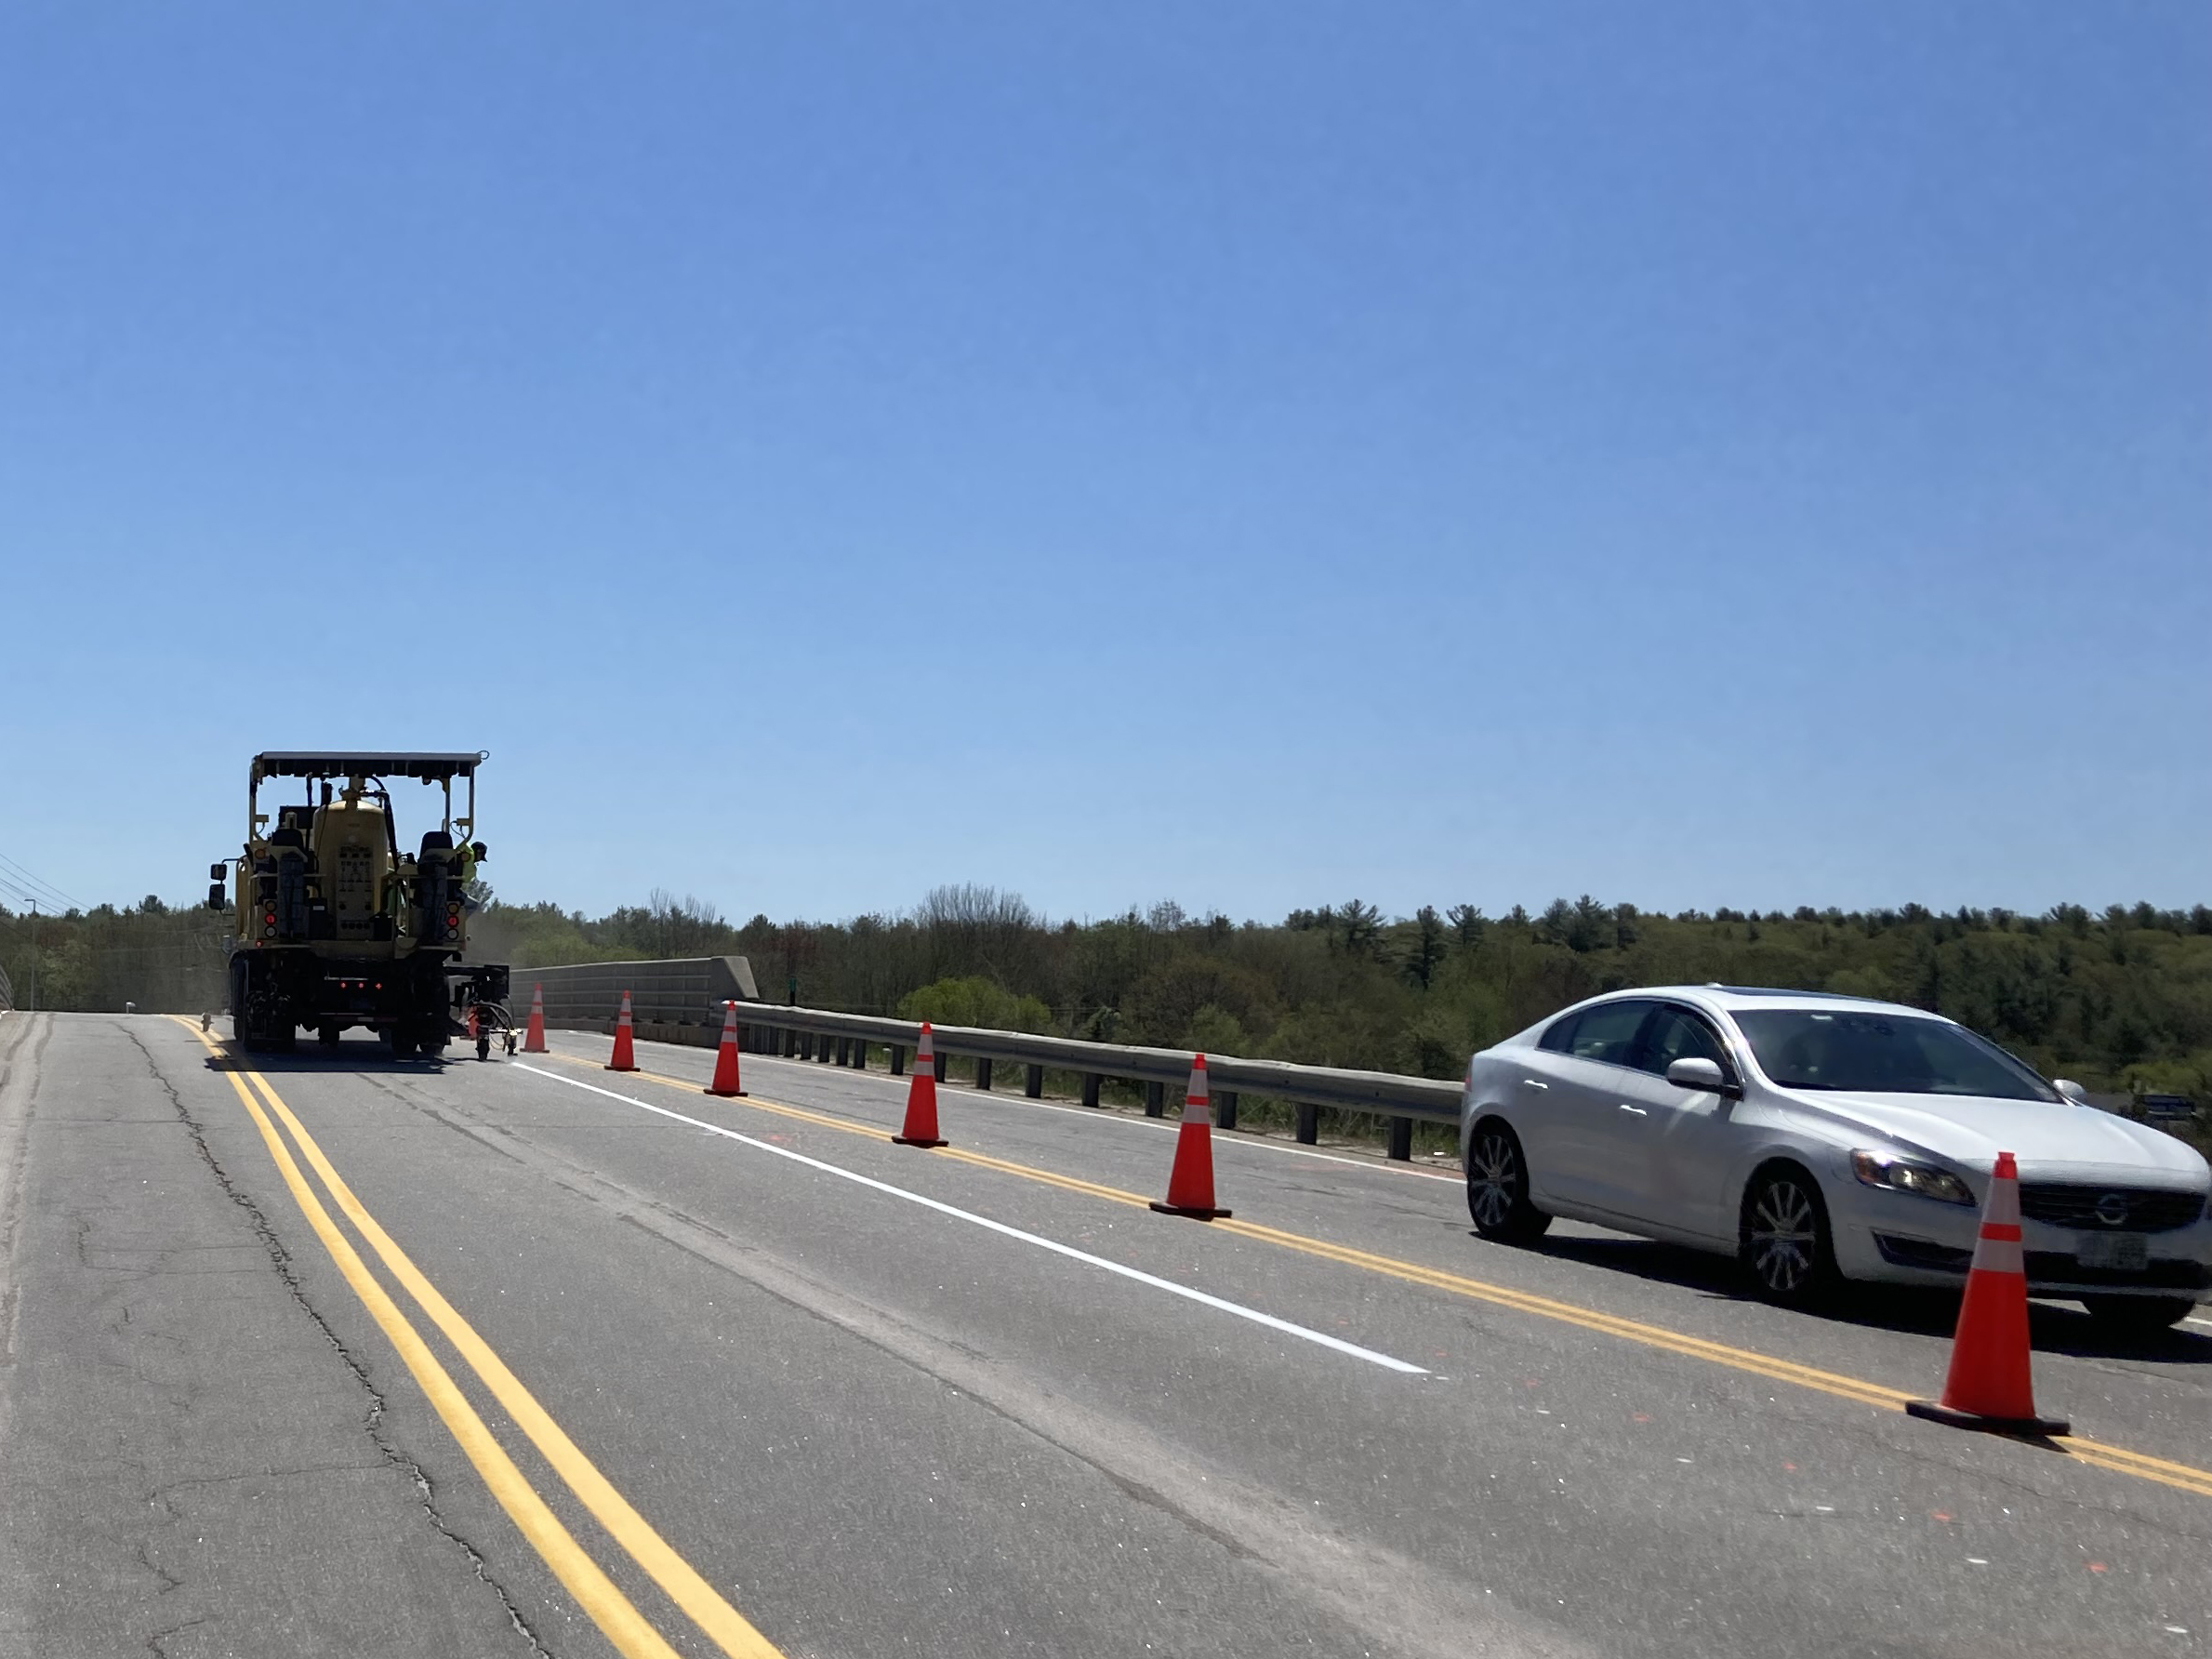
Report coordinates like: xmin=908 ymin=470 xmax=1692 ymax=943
xmin=208 ymin=751 xmax=510 ymax=1055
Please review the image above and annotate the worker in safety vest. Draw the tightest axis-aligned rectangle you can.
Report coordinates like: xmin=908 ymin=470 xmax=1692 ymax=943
xmin=458 ymin=842 xmax=486 ymax=913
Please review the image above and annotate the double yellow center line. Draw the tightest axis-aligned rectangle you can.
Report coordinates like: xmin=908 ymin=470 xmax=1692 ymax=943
xmin=172 ymin=1018 xmax=785 ymax=1659
xmin=568 ymin=1050 xmax=2212 ymax=1503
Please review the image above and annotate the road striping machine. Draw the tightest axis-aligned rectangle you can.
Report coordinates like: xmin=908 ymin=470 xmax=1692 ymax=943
xmin=210 ymin=751 xmax=510 ymax=1055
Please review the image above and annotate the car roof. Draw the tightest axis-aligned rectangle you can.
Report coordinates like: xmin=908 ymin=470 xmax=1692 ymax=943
xmin=1577 ymin=985 xmax=1954 ymax=1023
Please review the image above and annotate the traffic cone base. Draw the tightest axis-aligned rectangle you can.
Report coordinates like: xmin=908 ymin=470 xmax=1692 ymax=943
xmin=1149 ymin=1199 xmax=1232 ymax=1220
xmin=1905 ymin=1150 xmax=2066 ymax=1439
xmin=893 ymin=1023 xmax=946 ymax=1148
xmin=1902 ymin=1400 xmax=2069 ymax=1438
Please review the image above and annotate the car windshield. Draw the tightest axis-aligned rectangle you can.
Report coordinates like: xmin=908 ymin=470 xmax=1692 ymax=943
xmin=1733 ymin=1009 xmax=2058 ymax=1102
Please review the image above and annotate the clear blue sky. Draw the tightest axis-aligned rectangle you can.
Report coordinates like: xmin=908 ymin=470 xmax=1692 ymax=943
xmin=3 ymin=4 xmax=2205 ymax=925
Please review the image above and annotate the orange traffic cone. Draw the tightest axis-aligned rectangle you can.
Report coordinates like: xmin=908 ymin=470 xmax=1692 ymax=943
xmin=1151 ymin=1054 xmax=1232 ymax=1220
xmin=522 ymin=983 xmax=547 ymax=1054
xmin=606 ymin=990 xmax=637 ymax=1072
xmin=892 ymin=1022 xmax=947 ymax=1148
xmin=706 ymin=1000 xmax=746 ymax=1097
xmin=1905 ymin=1151 xmax=2068 ymax=1437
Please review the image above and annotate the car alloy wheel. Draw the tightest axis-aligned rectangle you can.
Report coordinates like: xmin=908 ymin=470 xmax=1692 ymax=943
xmin=1743 ymin=1167 xmax=1832 ymax=1303
xmin=1466 ymin=1122 xmax=1550 ymax=1242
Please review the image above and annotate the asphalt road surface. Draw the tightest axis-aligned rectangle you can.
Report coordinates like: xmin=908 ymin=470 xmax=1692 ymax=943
xmin=2 ymin=1010 xmax=2206 ymax=1658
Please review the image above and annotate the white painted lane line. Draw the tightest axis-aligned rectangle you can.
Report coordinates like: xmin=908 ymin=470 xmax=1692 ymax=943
xmin=2185 ymin=1317 xmax=2212 ymax=1332
xmin=546 ymin=1036 xmax=1467 ymax=1186
xmin=515 ymin=1063 xmax=1429 ymax=1376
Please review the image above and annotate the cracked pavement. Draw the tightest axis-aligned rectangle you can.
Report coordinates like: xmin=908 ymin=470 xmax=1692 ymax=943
xmin=0 ymin=1014 xmax=555 ymax=1658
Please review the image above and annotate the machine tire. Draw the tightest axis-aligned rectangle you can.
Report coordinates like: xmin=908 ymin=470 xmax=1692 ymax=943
xmin=318 ymin=1025 xmax=342 ymax=1049
xmin=2082 ymin=1295 xmax=2198 ymax=1336
xmin=1465 ymin=1120 xmax=1552 ymax=1242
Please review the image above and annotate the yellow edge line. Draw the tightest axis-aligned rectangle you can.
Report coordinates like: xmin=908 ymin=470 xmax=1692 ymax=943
xmin=569 ymin=1050 xmax=2212 ymax=1502
xmin=167 ymin=1019 xmax=686 ymax=1659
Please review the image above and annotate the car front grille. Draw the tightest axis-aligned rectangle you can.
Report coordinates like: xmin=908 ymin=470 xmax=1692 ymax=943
xmin=2017 ymin=1184 xmax=2205 ymax=1234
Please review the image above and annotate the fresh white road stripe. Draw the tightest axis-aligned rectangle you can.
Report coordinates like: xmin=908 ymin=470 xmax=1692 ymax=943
xmin=516 ymin=1063 xmax=1428 ymax=1376
xmin=550 ymin=1035 xmax=1467 ymax=1186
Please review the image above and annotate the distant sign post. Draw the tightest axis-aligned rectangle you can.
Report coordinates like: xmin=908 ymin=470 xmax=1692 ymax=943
xmin=2140 ymin=1094 xmax=2196 ymax=1121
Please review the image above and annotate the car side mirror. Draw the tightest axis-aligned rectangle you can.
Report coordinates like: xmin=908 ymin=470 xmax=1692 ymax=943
xmin=2054 ymin=1079 xmax=2090 ymax=1107
xmin=1665 ymin=1056 xmax=1735 ymax=1095
xmin=206 ymin=882 xmax=226 ymax=910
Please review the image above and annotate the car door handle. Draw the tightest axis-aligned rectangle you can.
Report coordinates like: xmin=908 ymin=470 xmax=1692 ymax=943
xmin=1520 ymin=1079 xmax=1548 ymax=1091
xmin=1617 ymin=1104 xmax=1648 ymax=1116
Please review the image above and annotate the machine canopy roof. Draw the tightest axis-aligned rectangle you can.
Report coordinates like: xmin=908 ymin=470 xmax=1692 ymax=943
xmin=252 ymin=751 xmax=486 ymax=784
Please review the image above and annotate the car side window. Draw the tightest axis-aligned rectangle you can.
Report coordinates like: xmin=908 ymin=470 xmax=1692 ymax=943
xmin=1559 ymin=1000 xmax=1652 ymax=1068
xmin=1638 ymin=1006 xmax=1728 ymax=1077
xmin=1537 ymin=1012 xmax=1581 ymax=1054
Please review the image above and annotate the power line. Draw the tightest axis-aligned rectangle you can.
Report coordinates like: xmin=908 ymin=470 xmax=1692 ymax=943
xmin=0 ymin=851 xmax=80 ymax=913
xmin=0 ymin=871 xmax=55 ymax=911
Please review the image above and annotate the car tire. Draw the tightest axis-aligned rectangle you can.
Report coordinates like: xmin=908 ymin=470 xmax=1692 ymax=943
xmin=2082 ymin=1295 xmax=2197 ymax=1336
xmin=1465 ymin=1120 xmax=1552 ymax=1243
xmin=1740 ymin=1163 xmax=1838 ymax=1307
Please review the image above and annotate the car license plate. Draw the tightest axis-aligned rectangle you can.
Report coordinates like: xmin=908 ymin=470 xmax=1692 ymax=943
xmin=2075 ymin=1232 xmax=2149 ymax=1272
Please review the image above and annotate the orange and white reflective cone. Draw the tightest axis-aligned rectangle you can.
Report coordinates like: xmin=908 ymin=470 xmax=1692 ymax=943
xmin=605 ymin=990 xmax=638 ymax=1072
xmin=706 ymin=1000 xmax=746 ymax=1097
xmin=522 ymin=983 xmax=547 ymax=1053
xmin=892 ymin=1022 xmax=947 ymax=1148
xmin=1905 ymin=1150 xmax=2068 ymax=1436
xmin=1151 ymin=1054 xmax=1232 ymax=1220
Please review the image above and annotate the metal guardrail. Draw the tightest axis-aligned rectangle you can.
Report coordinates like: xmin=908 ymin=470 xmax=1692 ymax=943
xmin=509 ymin=957 xmax=759 ymax=1024
xmin=534 ymin=976 xmax=1464 ymax=1160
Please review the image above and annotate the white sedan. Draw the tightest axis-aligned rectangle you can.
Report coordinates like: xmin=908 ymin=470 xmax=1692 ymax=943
xmin=1460 ymin=986 xmax=2212 ymax=1332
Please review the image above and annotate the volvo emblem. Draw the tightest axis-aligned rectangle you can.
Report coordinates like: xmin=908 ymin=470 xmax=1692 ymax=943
xmin=2094 ymin=1192 xmax=2131 ymax=1228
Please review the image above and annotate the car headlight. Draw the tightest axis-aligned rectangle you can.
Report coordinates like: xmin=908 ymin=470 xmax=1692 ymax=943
xmin=1850 ymin=1150 xmax=1976 ymax=1206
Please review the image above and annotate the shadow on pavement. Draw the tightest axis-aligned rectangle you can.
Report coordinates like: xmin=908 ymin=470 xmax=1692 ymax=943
xmin=1506 ymin=1228 xmax=2212 ymax=1364
xmin=194 ymin=1035 xmax=471 ymax=1077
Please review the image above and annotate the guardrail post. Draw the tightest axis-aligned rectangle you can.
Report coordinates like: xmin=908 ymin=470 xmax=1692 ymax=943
xmin=1385 ymin=1116 xmax=1412 ymax=1161
xmin=934 ymin=1050 xmax=948 ymax=1084
xmin=890 ymin=1044 xmax=907 ymax=1076
xmin=853 ymin=1041 xmax=869 ymax=1071
xmin=1144 ymin=1081 xmax=1165 ymax=1117
xmin=974 ymin=1057 xmax=994 ymax=1092
xmin=783 ymin=1028 xmax=798 ymax=1057
xmin=1081 ymin=1072 xmax=1101 ymax=1108
xmin=1216 ymin=1090 xmax=1238 ymax=1131
xmin=1295 ymin=1103 xmax=1319 ymax=1144
xmin=1024 ymin=1064 xmax=1043 ymax=1098
xmin=837 ymin=1037 xmax=852 ymax=1067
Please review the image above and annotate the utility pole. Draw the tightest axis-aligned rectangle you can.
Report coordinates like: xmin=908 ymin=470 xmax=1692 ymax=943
xmin=26 ymin=902 xmax=37 ymax=1013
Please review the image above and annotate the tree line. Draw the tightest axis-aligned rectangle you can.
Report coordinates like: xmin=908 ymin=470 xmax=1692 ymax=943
xmin=11 ymin=888 xmax=2211 ymax=1108
xmin=471 ymin=886 xmax=2212 ymax=1106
